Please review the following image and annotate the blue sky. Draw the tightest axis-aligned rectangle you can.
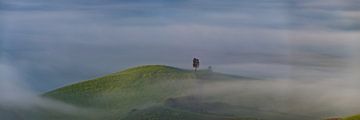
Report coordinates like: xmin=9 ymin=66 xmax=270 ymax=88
xmin=1 ymin=0 xmax=359 ymax=92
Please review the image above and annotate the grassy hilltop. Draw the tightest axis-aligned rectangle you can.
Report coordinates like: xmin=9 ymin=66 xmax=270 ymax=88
xmin=3 ymin=65 xmax=358 ymax=120
xmin=43 ymin=65 xmax=251 ymax=120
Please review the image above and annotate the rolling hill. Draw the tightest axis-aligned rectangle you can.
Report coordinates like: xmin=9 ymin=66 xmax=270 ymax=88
xmin=42 ymin=65 xmax=254 ymax=120
xmin=1 ymin=65 xmax=357 ymax=120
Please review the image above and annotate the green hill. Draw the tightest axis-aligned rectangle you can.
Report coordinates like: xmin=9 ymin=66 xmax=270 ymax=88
xmin=4 ymin=65 xmax=357 ymax=120
xmin=45 ymin=65 xmax=195 ymax=107
xmin=43 ymin=65 xmax=252 ymax=120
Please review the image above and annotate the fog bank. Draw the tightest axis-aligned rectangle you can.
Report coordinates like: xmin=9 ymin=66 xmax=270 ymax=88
xmin=0 ymin=61 xmax=88 ymax=118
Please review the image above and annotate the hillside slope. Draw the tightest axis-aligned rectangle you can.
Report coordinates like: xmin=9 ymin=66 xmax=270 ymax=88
xmin=44 ymin=65 xmax=250 ymax=120
xmin=123 ymin=106 xmax=257 ymax=120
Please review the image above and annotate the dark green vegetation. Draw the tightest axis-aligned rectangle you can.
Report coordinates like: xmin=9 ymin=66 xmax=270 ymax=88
xmin=42 ymin=65 xmax=254 ymax=120
xmin=123 ymin=106 xmax=257 ymax=120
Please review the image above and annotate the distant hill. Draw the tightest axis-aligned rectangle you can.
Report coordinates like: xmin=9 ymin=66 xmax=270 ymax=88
xmin=43 ymin=65 xmax=254 ymax=120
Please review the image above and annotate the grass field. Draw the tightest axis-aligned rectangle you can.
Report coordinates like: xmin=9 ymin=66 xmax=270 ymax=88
xmin=42 ymin=65 xmax=249 ymax=120
xmin=3 ymin=65 xmax=356 ymax=120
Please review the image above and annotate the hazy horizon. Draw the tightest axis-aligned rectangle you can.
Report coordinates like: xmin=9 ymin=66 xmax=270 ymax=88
xmin=1 ymin=1 xmax=360 ymax=120
xmin=1 ymin=0 xmax=359 ymax=93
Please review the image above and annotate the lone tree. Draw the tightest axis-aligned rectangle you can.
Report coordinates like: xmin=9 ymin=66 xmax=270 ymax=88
xmin=192 ymin=58 xmax=200 ymax=71
xmin=208 ymin=66 xmax=212 ymax=72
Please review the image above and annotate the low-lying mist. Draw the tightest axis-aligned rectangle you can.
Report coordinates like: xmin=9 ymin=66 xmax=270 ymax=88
xmin=195 ymin=77 xmax=360 ymax=119
xmin=177 ymin=46 xmax=360 ymax=119
xmin=190 ymin=43 xmax=360 ymax=119
xmin=0 ymin=62 xmax=91 ymax=119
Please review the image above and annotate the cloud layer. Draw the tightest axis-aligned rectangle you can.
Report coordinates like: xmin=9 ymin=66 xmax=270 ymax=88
xmin=0 ymin=61 xmax=89 ymax=119
xmin=1 ymin=0 xmax=359 ymax=92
